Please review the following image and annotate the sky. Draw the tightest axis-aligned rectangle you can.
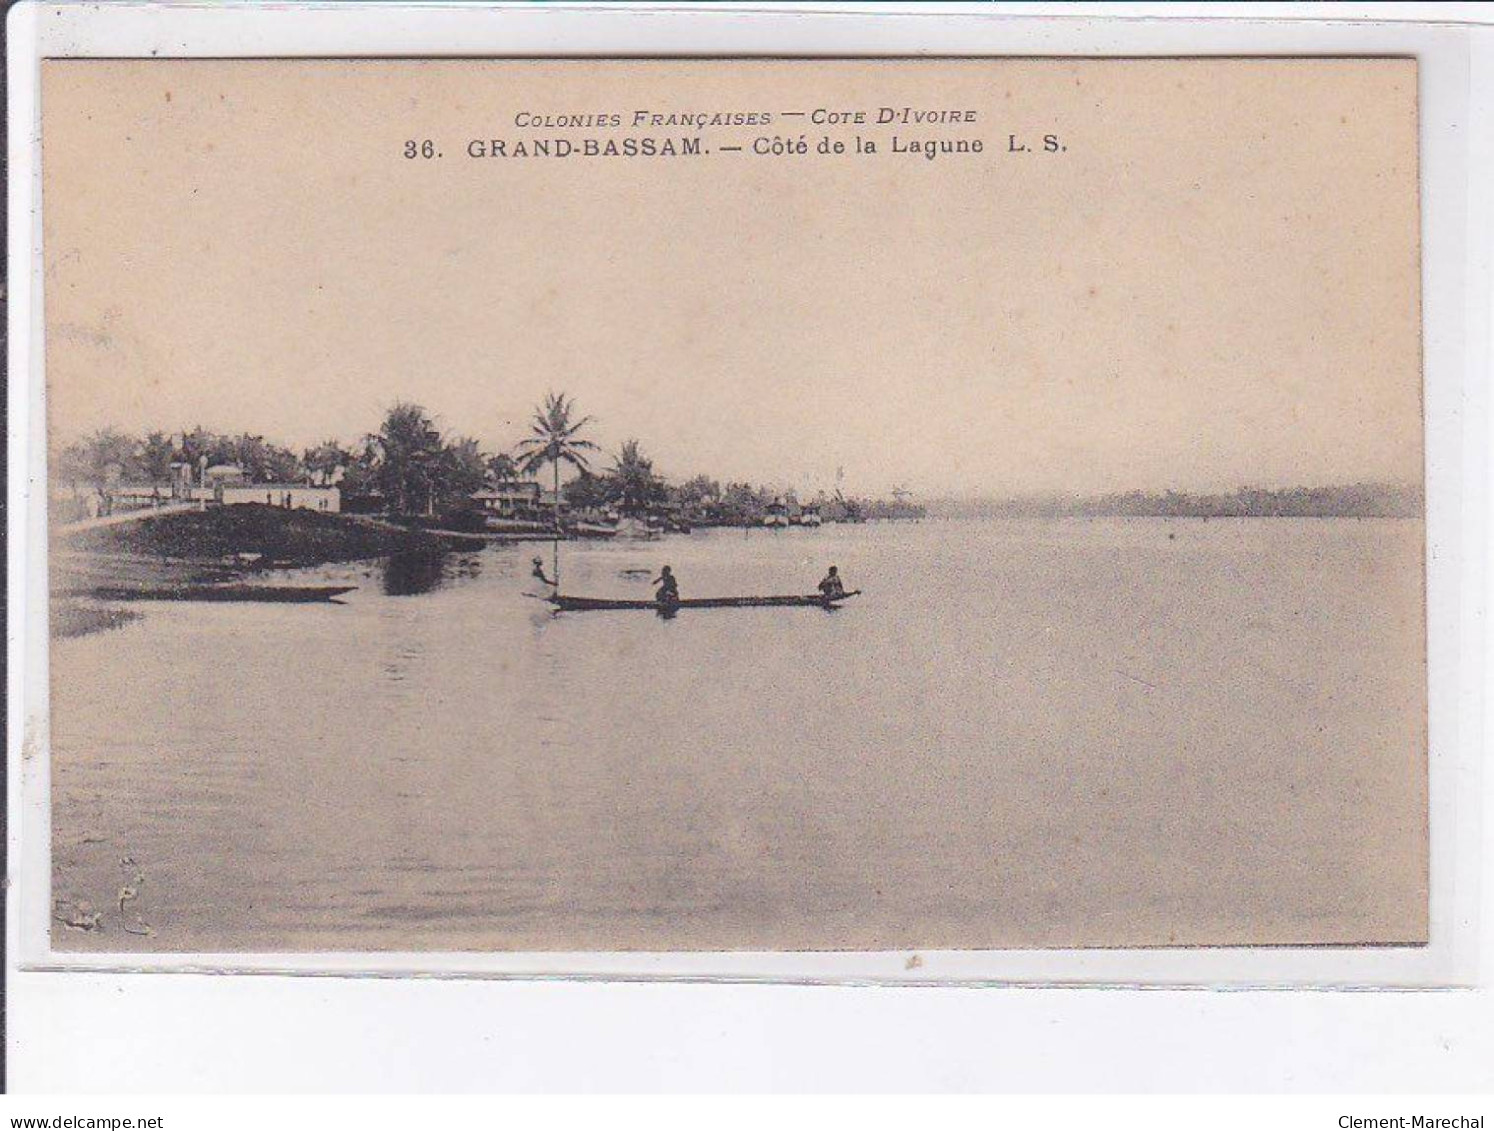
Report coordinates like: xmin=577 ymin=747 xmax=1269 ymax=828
xmin=43 ymin=59 xmax=1422 ymax=498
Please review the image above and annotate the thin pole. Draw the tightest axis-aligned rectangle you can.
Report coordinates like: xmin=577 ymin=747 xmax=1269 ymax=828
xmin=552 ymin=456 xmax=561 ymax=588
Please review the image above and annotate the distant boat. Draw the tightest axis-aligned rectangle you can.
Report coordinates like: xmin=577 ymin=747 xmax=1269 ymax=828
xmin=800 ymin=505 xmax=822 ymax=528
xmin=567 ymin=519 xmax=621 ymax=537
xmin=549 ymin=590 xmax=859 ymax=612
xmin=565 ymin=511 xmax=663 ymax=539
xmin=613 ymin=515 xmax=661 ymax=540
xmin=482 ymin=516 xmax=554 ymax=535
xmin=763 ymin=498 xmax=790 ymax=529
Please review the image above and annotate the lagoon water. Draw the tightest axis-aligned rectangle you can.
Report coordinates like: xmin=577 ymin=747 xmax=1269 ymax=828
xmin=50 ymin=518 xmax=1427 ymax=951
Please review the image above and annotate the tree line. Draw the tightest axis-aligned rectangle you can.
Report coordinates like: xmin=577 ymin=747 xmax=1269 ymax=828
xmin=929 ymin=484 xmax=1424 ymax=519
xmin=51 ymin=394 xmax=913 ymax=526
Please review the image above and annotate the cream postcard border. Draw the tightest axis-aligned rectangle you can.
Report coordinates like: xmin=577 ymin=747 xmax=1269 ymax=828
xmin=6 ymin=2 xmax=1487 ymax=988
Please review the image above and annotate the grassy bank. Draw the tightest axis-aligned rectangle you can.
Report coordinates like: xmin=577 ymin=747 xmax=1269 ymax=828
xmin=60 ymin=504 xmax=447 ymax=567
xmin=53 ymin=506 xmax=459 ymax=637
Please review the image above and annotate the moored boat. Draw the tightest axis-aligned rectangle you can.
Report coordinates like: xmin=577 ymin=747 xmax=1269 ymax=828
xmin=613 ymin=515 xmax=661 ymax=540
xmin=85 ymin=584 xmax=357 ymax=603
xmin=568 ymin=520 xmax=619 ymax=539
xmin=763 ymin=498 xmax=790 ymax=528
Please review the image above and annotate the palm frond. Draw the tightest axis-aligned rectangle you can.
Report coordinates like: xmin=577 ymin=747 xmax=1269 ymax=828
xmin=512 ymin=392 xmax=596 ymax=481
xmin=515 ymin=449 xmax=549 ymax=475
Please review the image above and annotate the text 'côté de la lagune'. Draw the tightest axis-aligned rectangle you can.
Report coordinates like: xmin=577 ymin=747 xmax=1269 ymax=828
xmin=401 ymin=105 xmax=1066 ymax=162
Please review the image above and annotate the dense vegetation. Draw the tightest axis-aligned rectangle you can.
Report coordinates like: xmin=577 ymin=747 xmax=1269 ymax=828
xmin=929 ymin=484 xmax=1423 ymax=520
xmin=53 ymin=396 xmax=917 ymax=527
xmin=56 ymin=396 xmax=1412 ymax=526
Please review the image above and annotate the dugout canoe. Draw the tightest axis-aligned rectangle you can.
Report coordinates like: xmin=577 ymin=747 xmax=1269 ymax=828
xmin=548 ymin=590 xmax=859 ymax=612
xmin=85 ymin=584 xmax=357 ymax=603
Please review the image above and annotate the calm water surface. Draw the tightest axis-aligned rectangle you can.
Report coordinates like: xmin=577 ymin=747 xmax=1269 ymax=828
xmin=50 ymin=518 xmax=1427 ymax=950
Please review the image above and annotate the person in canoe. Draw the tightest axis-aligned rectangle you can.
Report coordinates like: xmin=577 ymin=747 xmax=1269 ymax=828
xmin=531 ymin=556 xmax=557 ymax=589
xmin=653 ymin=565 xmax=680 ymax=608
xmin=818 ymin=565 xmax=847 ymax=600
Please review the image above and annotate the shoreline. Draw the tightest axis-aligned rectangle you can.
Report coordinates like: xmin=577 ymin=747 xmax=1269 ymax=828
xmin=52 ymin=505 xmax=457 ymax=635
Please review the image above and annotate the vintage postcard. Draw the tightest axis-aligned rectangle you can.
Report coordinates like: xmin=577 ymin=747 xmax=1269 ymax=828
xmin=41 ymin=58 xmax=1425 ymax=953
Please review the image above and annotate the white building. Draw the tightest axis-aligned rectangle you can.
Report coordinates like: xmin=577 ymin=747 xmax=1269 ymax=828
xmin=220 ymin=485 xmax=341 ymax=512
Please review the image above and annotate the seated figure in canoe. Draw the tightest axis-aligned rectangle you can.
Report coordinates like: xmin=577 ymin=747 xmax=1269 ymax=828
xmin=545 ymin=567 xmax=855 ymax=611
xmin=818 ymin=565 xmax=847 ymax=600
xmin=653 ymin=565 xmax=680 ymax=608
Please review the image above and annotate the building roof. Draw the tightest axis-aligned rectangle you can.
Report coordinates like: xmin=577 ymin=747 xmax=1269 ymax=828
xmin=220 ymin=483 xmax=338 ymax=491
xmin=473 ymin=483 xmax=542 ymax=499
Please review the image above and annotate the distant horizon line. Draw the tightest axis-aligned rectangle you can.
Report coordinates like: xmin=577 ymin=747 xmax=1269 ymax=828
xmin=922 ymin=481 xmax=1423 ymax=503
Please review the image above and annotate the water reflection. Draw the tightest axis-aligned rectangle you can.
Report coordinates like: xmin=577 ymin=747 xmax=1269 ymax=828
xmin=381 ymin=549 xmax=482 ymax=596
xmin=49 ymin=521 xmax=1426 ymax=951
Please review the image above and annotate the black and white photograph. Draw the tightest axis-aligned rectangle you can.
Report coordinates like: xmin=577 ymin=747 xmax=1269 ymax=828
xmin=37 ymin=56 xmax=1429 ymax=954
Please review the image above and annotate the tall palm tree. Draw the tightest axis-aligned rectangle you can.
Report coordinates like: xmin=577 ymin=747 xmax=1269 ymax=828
xmin=515 ymin=392 xmax=599 ymax=585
